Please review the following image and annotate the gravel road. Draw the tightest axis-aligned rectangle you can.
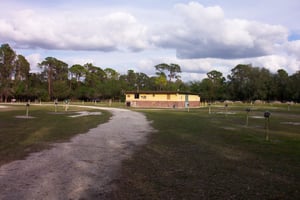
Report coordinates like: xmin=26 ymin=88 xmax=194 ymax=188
xmin=0 ymin=107 xmax=153 ymax=200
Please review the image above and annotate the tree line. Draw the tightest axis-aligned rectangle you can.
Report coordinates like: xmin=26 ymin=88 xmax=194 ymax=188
xmin=0 ymin=43 xmax=299 ymax=102
xmin=190 ymin=66 xmax=299 ymax=102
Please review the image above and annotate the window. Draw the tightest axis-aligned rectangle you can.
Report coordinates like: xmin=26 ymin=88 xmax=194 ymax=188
xmin=167 ymin=94 xmax=171 ymax=100
xmin=134 ymin=93 xmax=140 ymax=99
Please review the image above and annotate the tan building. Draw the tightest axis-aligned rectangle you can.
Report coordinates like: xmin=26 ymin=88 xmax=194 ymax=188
xmin=125 ymin=91 xmax=200 ymax=108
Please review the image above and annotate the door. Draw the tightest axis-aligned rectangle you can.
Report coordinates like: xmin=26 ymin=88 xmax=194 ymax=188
xmin=185 ymin=94 xmax=189 ymax=108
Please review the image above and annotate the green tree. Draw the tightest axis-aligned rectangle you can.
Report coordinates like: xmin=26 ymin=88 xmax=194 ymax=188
xmin=53 ymin=80 xmax=71 ymax=100
xmin=12 ymin=55 xmax=31 ymax=100
xmin=120 ymin=69 xmax=137 ymax=91
xmin=290 ymin=71 xmax=300 ymax=102
xmin=227 ymin=64 xmax=253 ymax=101
xmin=69 ymin=64 xmax=86 ymax=82
xmin=200 ymin=78 xmax=214 ymax=101
xmin=251 ymin=67 xmax=272 ymax=101
xmin=206 ymin=70 xmax=226 ymax=100
xmin=136 ymin=72 xmax=151 ymax=90
xmin=39 ymin=57 xmax=68 ymax=99
xmin=227 ymin=64 xmax=275 ymax=101
xmin=15 ymin=55 xmax=30 ymax=81
xmin=124 ymin=69 xmax=137 ymax=90
xmin=274 ymin=69 xmax=291 ymax=101
xmin=154 ymin=63 xmax=182 ymax=82
xmin=27 ymin=73 xmax=48 ymax=101
xmin=104 ymin=68 xmax=119 ymax=80
xmin=155 ymin=72 xmax=167 ymax=91
xmin=83 ymin=63 xmax=105 ymax=100
xmin=0 ymin=44 xmax=17 ymax=102
xmin=102 ymin=68 xmax=120 ymax=99
xmin=189 ymin=81 xmax=201 ymax=94
xmin=84 ymin=63 xmax=105 ymax=85
xmin=119 ymin=70 xmax=151 ymax=93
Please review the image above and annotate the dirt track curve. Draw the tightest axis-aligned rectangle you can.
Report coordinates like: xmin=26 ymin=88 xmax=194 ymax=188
xmin=0 ymin=107 xmax=153 ymax=200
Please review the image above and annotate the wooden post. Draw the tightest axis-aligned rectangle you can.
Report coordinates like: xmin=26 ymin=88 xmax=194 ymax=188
xmin=264 ymin=111 xmax=271 ymax=141
xmin=265 ymin=118 xmax=269 ymax=141
xmin=64 ymin=99 xmax=69 ymax=111
xmin=26 ymin=101 xmax=30 ymax=117
xmin=246 ymin=108 xmax=251 ymax=126
xmin=54 ymin=99 xmax=58 ymax=112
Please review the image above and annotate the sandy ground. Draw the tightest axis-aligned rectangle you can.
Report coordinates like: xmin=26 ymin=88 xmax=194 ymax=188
xmin=0 ymin=107 xmax=153 ymax=200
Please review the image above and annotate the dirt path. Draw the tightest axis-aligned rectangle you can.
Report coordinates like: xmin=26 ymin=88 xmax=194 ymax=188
xmin=0 ymin=107 xmax=153 ymax=200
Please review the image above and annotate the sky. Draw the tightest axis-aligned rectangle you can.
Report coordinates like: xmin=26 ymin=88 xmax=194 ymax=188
xmin=0 ymin=0 xmax=299 ymax=81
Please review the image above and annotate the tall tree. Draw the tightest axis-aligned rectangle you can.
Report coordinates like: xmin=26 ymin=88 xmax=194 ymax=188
xmin=199 ymin=78 xmax=214 ymax=101
xmin=290 ymin=71 xmax=300 ymax=102
xmin=39 ymin=57 xmax=68 ymax=99
xmin=206 ymin=70 xmax=226 ymax=100
xmin=155 ymin=72 xmax=167 ymax=91
xmin=15 ymin=55 xmax=30 ymax=81
xmin=274 ymin=69 xmax=291 ymax=101
xmin=27 ymin=73 xmax=48 ymax=101
xmin=0 ymin=44 xmax=16 ymax=102
xmin=120 ymin=69 xmax=137 ymax=91
xmin=136 ymin=72 xmax=150 ymax=90
xmin=227 ymin=64 xmax=253 ymax=101
xmin=104 ymin=68 xmax=119 ymax=80
xmin=84 ymin=63 xmax=105 ymax=86
xmin=155 ymin=63 xmax=182 ymax=82
xmin=83 ymin=63 xmax=105 ymax=99
xmin=251 ymin=67 xmax=272 ymax=101
xmin=12 ymin=55 xmax=31 ymax=100
xmin=69 ymin=64 xmax=86 ymax=82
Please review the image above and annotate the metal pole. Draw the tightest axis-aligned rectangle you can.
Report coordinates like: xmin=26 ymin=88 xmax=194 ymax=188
xmin=265 ymin=118 xmax=269 ymax=141
xmin=26 ymin=101 xmax=30 ymax=117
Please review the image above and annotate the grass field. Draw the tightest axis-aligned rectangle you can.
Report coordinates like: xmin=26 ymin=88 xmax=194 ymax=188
xmin=112 ymin=104 xmax=300 ymax=199
xmin=1 ymin=102 xmax=299 ymax=199
xmin=0 ymin=104 xmax=111 ymax=166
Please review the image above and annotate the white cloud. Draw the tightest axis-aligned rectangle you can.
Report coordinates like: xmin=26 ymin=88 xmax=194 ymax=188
xmin=253 ymin=55 xmax=300 ymax=74
xmin=0 ymin=9 xmax=149 ymax=51
xmin=152 ymin=2 xmax=288 ymax=59
xmin=25 ymin=53 xmax=41 ymax=72
xmin=284 ymin=40 xmax=300 ymax=59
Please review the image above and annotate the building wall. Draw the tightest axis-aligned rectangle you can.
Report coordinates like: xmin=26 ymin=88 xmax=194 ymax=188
xmin=130 ymin=100 xmax=200 ymax=108
xmin=126 ymin=93 xmax=200 ymax=108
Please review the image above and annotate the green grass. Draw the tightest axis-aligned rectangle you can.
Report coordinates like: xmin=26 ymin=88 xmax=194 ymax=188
xmin=111 ymin=105 xmax=300 ymax=200
xmin=0 ymin=104 xmax=111 ymax=166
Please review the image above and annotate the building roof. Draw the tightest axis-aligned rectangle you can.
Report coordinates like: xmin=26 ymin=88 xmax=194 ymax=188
xmin=125 ymin=91 xmax=200 ymax=96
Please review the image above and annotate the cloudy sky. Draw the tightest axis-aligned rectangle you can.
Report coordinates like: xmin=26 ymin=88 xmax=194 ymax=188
xmin=1 ymin=0 xmax=299 ymax=81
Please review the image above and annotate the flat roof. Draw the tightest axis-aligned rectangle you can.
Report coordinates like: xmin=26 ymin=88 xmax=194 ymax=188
xmin=125 ymin=91 xmax=200 ymax=95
